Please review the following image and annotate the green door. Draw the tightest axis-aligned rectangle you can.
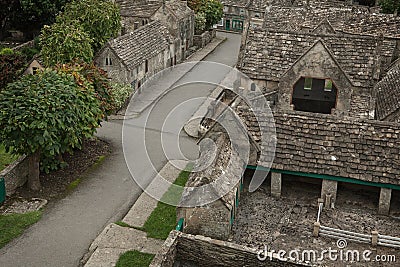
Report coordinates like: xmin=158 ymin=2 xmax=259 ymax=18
xmin=225 ymin=19 xmax=230 ymax=30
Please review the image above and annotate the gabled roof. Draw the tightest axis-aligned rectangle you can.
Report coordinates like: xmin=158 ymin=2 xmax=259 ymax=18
xmin=221 ymin=0 xmax=251 ymax=8
xmin=262 ymin=4 xmax=400 ymax=38
xmin=163 ymin=0 xmax=194 ymax=20
xmin=116 ymin=0 xmax=162 ymax=17
xmin=375 ymin=61 xmax=400 ymax=121
xmin=237 ymin=28 xmax=396 ymax=88
xmin=104 ymin=20 xmax=170 ymax=69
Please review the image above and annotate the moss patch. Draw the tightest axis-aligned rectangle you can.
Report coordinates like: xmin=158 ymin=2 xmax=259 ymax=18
xmin=0 ymin=145 xmax=18 ymax=172
xmin=115 ymin=250 xmax=155 ymax=267
xmin=141 ymin=170 xmax=190 ymax=240
xmin=0 ymin=211 xmax=42 ymax=248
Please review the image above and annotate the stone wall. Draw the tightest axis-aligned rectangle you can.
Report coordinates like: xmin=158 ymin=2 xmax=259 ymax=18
xmin=150 ymin=231 xmax=309 ymax=267
xmin=0 ymin=155 xmax=29 ymax=196
xmin=193 ymin=30 xmax=216 ymax=48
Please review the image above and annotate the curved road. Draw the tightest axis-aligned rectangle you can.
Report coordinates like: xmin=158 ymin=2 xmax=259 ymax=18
xmin=0 ymin=32 xmax=241 ymax=267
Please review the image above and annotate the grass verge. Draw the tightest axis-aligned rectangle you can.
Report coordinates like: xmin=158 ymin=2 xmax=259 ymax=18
xmin=115 ymin=250 xmax=155 ymax=267
xmin=0 ymin=145 xmax=18 ymax=172
xmin=141 ymin=169 xmax=190 ymax=240
xmin=0 ymin=211 xmax=42 ymax=248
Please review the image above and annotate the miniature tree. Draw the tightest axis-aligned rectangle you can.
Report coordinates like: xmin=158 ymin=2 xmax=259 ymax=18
xmin=0 ymin=69 xmax=103 ymax=189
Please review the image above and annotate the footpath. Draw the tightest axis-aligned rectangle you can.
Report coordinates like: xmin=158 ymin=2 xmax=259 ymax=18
xmin=82 ymin=37 xmax=227 ymax=266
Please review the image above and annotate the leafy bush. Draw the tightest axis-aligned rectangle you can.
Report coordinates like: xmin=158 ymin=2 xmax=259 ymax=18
xmin=40 ymin=22 xmax=93 ymax=66
xmin=0 ymin=69 xmax=102 ymax=173
xmin=199 ymin=0 xmax=223 ymax=29
xmin=58 ymin=0 xmax=121 ymax=52
xmin=19 ymin=46 xmax=40 ymax=61
xmin=56 ymin=61 xmax=114 ymax=116
xmin=379 ymin=0 xmax=400 ymax=14
xmin=0 ymin=52 xmax=26 ymax=90
xmin=109 ymin=82 xmax=133 ymax=111
xmin=0 ymin=48 xmax=14 ymax=55
xmin=195 ymin=12 xmax=206 ymax=34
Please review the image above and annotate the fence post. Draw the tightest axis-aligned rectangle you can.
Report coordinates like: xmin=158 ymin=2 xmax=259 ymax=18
xmin=313 ymin=222 xmax=320 ymax=237
xmin=371 ymin=230 xmax=378 ymax=246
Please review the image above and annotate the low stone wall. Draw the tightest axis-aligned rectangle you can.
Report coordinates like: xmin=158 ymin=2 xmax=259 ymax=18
xmin=0 ymin=155 xmax=29 ymax=196
xmin=150 ymin=231 xmax=309 ymax=267
xmin=193 ymin=29 xmax=216 ymax=48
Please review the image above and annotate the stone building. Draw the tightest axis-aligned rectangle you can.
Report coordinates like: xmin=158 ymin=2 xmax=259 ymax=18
xmin=375 ymin=60 xmax=400 ymax=122
xmin=95 ymin=21 xmax=178 ymax=90
xmin=116 ymin=0 xmax=194 ymax=60
xmin=177 ymin=133 xmax=245 ymax=240
xmin=178 ymin=0 xmax=400 ymax=242
xmin=219 ymin=0 xmax=250 ymax=32
xmin=237 ymin=28 xmax=398 ymax=118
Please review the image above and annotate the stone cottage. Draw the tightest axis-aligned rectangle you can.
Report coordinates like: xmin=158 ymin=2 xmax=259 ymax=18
xmin=375 ymin=60 xmax=400 ymax=122
xmin=116 ymin=0 xmax=194 ymax=60
xmin=177 ymin=1 xmax=400 ymax=241
xmin=219 ymin=0 xmax=250 ymax=32
xmin=95 ymin=20 xmax=178 ymax=90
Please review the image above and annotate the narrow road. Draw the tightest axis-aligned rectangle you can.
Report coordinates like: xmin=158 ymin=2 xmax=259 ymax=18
xmin=0 ymin=32 xmax=241 ymax=267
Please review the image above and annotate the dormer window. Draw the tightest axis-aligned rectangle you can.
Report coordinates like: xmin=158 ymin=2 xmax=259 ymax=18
xmin=105 ymin=56 xmax=112 ymax=66
xmin=292 ymin=77 xmax=337 ymax=114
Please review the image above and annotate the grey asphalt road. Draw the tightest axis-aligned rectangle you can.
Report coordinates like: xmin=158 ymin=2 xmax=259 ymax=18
xmin=0 ymin=31 xmax=241 ymax=267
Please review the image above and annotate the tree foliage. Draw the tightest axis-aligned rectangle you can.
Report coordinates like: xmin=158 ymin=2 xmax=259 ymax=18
xmin=58 ymin=0 xmax=121 ymax=52
xmin=0 ymin=51 xmax=26 ymax=90
xmin=109 ymin=82 xmax=133 ymax=111
xmin=200 ymin=0 xmax=223 ymax=29
xmin=40 ymin=22 xmax=93 ymax=66
xmin=379 ymin=0 xmax=400 ymax=14
xmin=56 ymin=61 xmax=114 ymax=115
xmin=0 ymin=69 xmax=102 ymax=173
xmin=194 ymin=12 xmax=207 ymax=34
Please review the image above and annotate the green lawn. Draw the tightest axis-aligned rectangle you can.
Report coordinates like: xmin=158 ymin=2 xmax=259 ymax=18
xmin=0 ymin=211 xmax=43 ymax=248
xmin=115 ymin=250 xmax=155 ymax=267
xmin=0 ymin=145 xmax=18 ymax=172
xmin=141 ymin=169 xmax=190 ymax=240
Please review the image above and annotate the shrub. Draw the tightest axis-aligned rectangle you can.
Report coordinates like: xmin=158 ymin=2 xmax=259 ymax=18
xmin=0 ymin=52 xmax=26 ymax=90
xmin=0 ymin=69 xmax=102 ymax=178
xmin=40 ymin=22 xmax=93 ymax=66
xmin=195 ymin=12 xmax=206 ymax=34
xmin=109 ymin=82 xmax=133 ymax=111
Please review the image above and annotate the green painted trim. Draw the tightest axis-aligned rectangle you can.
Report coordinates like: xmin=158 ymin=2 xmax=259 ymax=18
xmin=176 ymin=218 xmax=184 ymax=231
xmin=245 ymin=165 xmax=400 ymax=190
xmin=0 ymin=177 xmax=5 ymax=204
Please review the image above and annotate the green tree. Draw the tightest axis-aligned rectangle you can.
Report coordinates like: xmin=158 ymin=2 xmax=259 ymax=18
xmin=40 ymin=22 xmax=93 ymax=66
xmin=0 ymin=50 xmax=26 ymax=90
xmin=56 ymin=61 xmax=114 ymax=116
xmin=194 ymin=12 xmax=207 ymax=34
xmin=199 ymin=0 xmax=223 ymax=29
xmin=0 ymin=69 xmax=102 ymax=189
xmin=58 ymin=0 xmax=121 ymax=51
xmin=379 ymin=0 xmax=400 ymax=14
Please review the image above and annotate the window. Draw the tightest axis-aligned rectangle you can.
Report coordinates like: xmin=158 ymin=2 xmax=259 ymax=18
xmin=324 ymin=79 xmax=333 ymax=91
xmin=134 ymin=22 xmax=139 ymax=30
xmin=32 ymin=67 xmax=39 ymax=75
xmin=240 ymin=8 xmax=245 ymax=15
xmin=304 ymin=77 xmax=312 ymax=90
xmin=105 ymin=57 xmax=112 ymax=66
xmin=145 ymin=59 xmax=149 ymax=73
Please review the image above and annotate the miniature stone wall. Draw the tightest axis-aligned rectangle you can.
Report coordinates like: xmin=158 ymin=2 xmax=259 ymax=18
xmin=193 ymin=29 xmax=216 ymax=48
xmin=150 ymin=231 xmax=308 ymax=267
xmin=0 ymin=155 xmax=29 ymax=196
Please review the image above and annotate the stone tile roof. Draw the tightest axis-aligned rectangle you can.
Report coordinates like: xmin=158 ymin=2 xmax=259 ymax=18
xmin=221 ymin=0 xmax=250 ymax=8
xmin=107 ymin=20 xmax=170 ymax=69
xmin=263 ymin=5 xmax=400 ymax=38
xmin=165 ymin=0 xmax=194 ymax=20
xmin=259 ymin=111 xmax=400 ymax=185
xmin=116 ymin=0 xmax=162 ymax=17
xmin=180 ymin=133 xmax=244 ymax=207
xmin=375 ymin=61 xmax=400 ymax=121
xmin=237 ymin=28 xmax=396 ymax=88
